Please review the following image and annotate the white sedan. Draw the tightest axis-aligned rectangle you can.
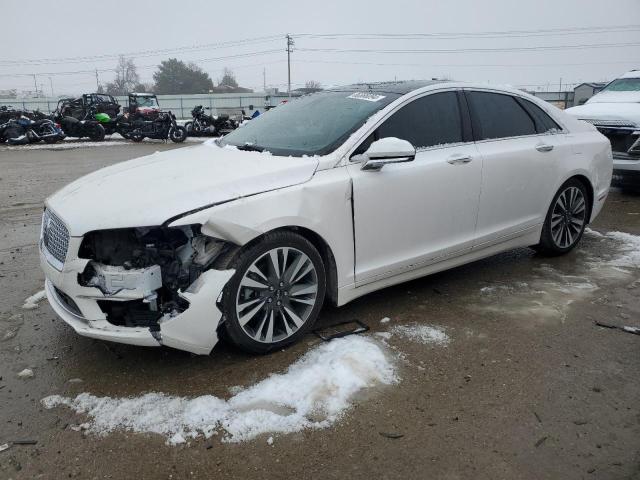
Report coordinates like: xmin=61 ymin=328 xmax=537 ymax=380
xmin=40 ymin=81 xmax=612 ymax=354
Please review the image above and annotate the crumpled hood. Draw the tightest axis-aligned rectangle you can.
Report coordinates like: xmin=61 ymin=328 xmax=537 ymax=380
xmin=565 ymin=102 xmax=640 ymax=127
xmin=47 ymin=142 xmax=319 ymax=236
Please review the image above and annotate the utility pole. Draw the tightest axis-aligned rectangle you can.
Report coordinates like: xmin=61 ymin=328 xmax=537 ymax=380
xmin=559 ymin=77 xmax=562 ymax=92
xmin=286 ymin=34 xmax=294 ymax=98
xmin=48 ymin=77 xmax=54 ymax=97
xmin=263 ymin=67 xmax=266 ymax=92
xmin=32 ymin=74 xmax=38 ymax=96
xmin=95 ymin=69 xmax=100 ymax=91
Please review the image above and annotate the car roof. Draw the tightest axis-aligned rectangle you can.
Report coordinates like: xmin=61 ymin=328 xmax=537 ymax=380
xmin=330 ymin=80 xmax=450 ymax=95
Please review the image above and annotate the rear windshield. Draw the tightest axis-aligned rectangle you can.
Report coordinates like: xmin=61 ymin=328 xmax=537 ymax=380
xmin=220 ymin=90 xmax=400 ymax=156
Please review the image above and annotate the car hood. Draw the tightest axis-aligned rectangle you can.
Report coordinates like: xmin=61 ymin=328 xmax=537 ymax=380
xmin=586 ymin=90 xmax=640 ymax=104
xmin=47 ymin=142 xmax=319 ymax=236
xmin=565 ymin=102 xmax=640 ymax=127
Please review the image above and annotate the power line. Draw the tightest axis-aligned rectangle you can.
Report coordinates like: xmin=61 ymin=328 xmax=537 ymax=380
xmin=0 ymin=35 xmax=283 ymax=66
xmin=294 ymin=59 xmax=637 ymax=68
xmin=294 ymin=24 xmax=640 ymax=40
xmin=0 ymin=51 xmax=283 ymax=78
xmin=297 ymin=41 xmax=640 ymax=55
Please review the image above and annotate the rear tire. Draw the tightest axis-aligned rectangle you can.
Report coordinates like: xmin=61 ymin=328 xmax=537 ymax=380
xmin=534 ymin=178 xmax=589 ymax=256
xmin=219 ymin=231 xmax=326 ymax=354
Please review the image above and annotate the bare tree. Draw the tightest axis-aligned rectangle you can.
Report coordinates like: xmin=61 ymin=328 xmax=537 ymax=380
xmin=219 ymin=68 xmax=238 ymax=88
xmin=305 ymin=80 xmax=322 ymax=89
xmin=105 ymin=56 xmax=140 ymax=95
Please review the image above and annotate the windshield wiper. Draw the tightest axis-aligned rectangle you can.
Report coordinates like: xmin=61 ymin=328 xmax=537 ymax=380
xmin=236 ymin=142 xmax=265 ymax=152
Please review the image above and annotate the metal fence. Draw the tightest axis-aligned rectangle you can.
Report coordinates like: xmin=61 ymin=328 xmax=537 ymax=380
xmin=0 ymin=92 xmax=293 ymax=119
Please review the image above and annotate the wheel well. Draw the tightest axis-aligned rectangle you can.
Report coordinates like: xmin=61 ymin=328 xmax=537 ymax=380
xmin=229 ymin=226 xmax=339 ymax=306
xmin=569 ymin=175 xmax=594 ymax=222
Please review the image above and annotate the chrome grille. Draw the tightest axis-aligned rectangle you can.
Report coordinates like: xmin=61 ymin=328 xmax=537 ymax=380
xmin=581 ymin=118 xmax=637 ymax=129
xmin=42 ymin=209 xmax=69 ymax=267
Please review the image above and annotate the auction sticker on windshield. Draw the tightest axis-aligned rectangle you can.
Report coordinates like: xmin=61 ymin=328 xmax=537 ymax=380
xmin=347 ymin=92 xmax=386 ymax=102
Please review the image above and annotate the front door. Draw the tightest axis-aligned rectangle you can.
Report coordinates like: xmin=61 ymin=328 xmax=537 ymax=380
xmin=347 ymin=90 xmax=482 ymax=286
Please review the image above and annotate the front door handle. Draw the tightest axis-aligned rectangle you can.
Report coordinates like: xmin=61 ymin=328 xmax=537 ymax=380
xmin=446 ymin=154 xmax=472 ymax=165
xmin=536 ymin=143 xmax=554 ymax=152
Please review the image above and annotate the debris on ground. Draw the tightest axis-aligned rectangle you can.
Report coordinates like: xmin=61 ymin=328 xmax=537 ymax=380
xmin=379 ymin=432 xmax=404 ymax=439
xmin=313 ymin=320 xmax=369 ymax=341
xmin=17 ymin=368 xmax=34 ymax=379
xmin=0 ymin=443 xmax=9 ymax=453
xmin=595 ymin=320 xmax=640 ymax=336
xmin=11 ymin=440 xmax=37 ymax=445
xmin=535 ymin=436 xmax=548 ymax=447
xmin=22 ymin=290 xmax=47 ymax=310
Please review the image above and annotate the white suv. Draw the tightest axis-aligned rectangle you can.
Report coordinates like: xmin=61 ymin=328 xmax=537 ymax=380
xmin=567 ymin=70 xmax=640 ymax=190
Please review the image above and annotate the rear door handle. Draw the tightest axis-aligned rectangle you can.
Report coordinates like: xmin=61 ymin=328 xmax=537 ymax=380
xmin=446 ymin=154 xmax=472 ymax=165
xmin=536 ymin=143 xmax=554 ymax=152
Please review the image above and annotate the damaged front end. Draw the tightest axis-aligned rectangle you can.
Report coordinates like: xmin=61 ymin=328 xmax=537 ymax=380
xmin=43 ymin=222 xmax=236 ymax=354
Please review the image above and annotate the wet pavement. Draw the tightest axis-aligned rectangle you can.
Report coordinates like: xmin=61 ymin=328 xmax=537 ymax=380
xmin=1 ymin=144 xmax=639 ymax=479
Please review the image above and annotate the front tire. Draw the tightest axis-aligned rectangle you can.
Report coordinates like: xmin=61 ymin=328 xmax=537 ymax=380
xmin=88 ymin=123 xmax=105 ymax=142
xmin=220 ymin=231 xmax=326 ymax=354
xmin=535 ymin=178 xmax=589 ymax=256
xmin=169 ymin=126 xmax=187 ymax=143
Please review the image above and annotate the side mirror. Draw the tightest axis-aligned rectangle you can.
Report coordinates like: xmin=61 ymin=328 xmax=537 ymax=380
xmin=353 ymin=137 xmax=416 ymax=171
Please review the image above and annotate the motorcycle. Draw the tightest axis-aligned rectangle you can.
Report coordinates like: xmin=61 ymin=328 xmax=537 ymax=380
xmin=125 ymin=110 xmax=187 ymax=143
xmin=1 ymin=116 xmax=65 ymax=145
xmin=53 ymin=99 xmax=105 ymax=141
xmin=184 ymin=105 xmax=238 ymax=137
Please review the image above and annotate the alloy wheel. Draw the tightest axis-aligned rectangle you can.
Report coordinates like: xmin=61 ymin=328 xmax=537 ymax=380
xmin=235 ymin=247 xmax=319 ymax=344
xmin=550 ymin=186 xmax=586 ymax=248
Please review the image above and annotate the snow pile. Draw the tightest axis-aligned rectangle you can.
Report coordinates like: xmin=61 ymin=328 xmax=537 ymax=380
xmin=22 ymin=289 xmax=46 ymax=310
xmin=389 ymin=324 xmax=450 ymax=346
xmin=42 ymin=336 xmax=396 ymax=445
xmin=601 ymin=231 xmax=640 ymax=269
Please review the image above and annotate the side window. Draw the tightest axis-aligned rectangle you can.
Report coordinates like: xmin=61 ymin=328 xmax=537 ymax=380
xmin=467 ymin=91 xmax=537 ymax=140
xmin=518 ymin=98 xmax=562 ymax=133
xmin=376 ymin=92 xmax=463 ymax=149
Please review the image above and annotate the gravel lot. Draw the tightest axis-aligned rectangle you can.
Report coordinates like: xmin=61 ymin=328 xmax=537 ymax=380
xmin=1 ymin=142 xmax=639 ymax=479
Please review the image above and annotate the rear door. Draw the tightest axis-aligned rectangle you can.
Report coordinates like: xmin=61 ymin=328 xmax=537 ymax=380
xmin=465 ymin=90 xmax=564 ymax=246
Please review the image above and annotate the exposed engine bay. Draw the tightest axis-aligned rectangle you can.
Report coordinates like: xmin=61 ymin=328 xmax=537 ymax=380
xmin=77 ymin=225 xmax=237 ymax=329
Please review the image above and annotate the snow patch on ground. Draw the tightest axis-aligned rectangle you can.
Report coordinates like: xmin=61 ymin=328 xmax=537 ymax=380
xmin=42 ymin=336 xmax=396 ymax=445
xmin=1 ymin=133 xmax=208 ymax=151
xmin=473 ymin=230 xmax=640 ymax=322
xmin=597 ymin=231 xmax=640 ymax=269
xmin=389 ymin=324 xmax=450 ymax=346
xmin=22 ymin=289 xmax=46 ymax=310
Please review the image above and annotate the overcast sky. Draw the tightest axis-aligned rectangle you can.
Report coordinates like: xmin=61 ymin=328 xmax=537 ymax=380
xmin=2 ymin=0 xmax=639 ymax=96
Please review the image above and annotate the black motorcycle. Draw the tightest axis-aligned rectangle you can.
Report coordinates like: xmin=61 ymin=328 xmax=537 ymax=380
xmin=125 ymin=110 xmax=187 ymax=143
xmin=185 ymin=105 xmax=237 ymax=137
xmin=1 ymin=116 xmax=65 ymax=145
xmin=53 ymin=99 xmax=105 ymax=141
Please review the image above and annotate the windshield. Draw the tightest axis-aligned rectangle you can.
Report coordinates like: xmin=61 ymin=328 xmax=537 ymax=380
xmin=135 ymin=96 xmax=159 ymax=108
xmin=220 ymin=90 xmax=400 ymax=156
xmin=601 ymin=78 xmax=640 ymax=92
